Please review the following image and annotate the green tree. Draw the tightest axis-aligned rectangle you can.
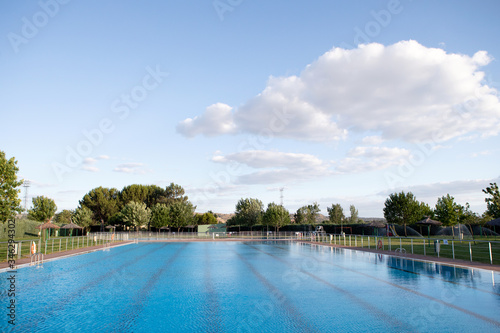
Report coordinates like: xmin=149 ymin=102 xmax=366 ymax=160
xmin=460 ymin=203 xmax=480 ymax=225
xmin=263 ymin=203 xmax=290 ymax=232
xmin=120 ymin=184 xmax=152 ymax=207
xmin=79 ymin=187 xmax=120 ymax=225
xmin=150 ymin=203 xmax=170 ymax=228
xmin=195 ymin=212 xmax=218 ymax=225
xmin=294 ymin=207 xmax=306 ymax=224
xmin=349 ymin=205 xmax=359 ymax=224
xmin=234 ymin=198 xmax=264 ymax=230
xmin=383 ymin=192 xmax=422 ymax=236
xmin=55 ymin=209 xmax=73 ymax=224
xmin=327 ymin=204 xmax=345 ymax=224
xmin=0 ymin=151 xmax=23 ymax=221
xmin=483 ymin=182 xmax=500 ymax=219
xmin=72 ymin=206 xmax=93 ymax=232
xmin=121 ymin=201 xmax=151 ymax=231
xmin=168 ymin=201 xmax=195 ymax=232
xmin=294 ymin=203 xmax=320 ymax=225
xmin=28 ymin=196 xmax=57 ymax=222
xmin=434 ymin=194 xmax=461 ymax=226
xmin=157 ymin=183 xmax=189 ymax=206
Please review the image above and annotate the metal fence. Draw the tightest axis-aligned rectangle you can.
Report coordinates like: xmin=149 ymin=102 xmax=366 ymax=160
xmin=89 ymin=231 xmax=301 ymax=241
xmin=310 ymin=233 xmax=500 ymax=265
xmin=1 ymin=235 xmax=112 ymax=262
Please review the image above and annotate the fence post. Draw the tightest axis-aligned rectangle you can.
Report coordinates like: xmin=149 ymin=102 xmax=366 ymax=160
xmin=361 ymin=236 xmax=364 ymax=248
xmin=389 ymin=238 xmax=391 ymax=251
xmin=411 ymin=239 xmax=413 ymax=254
xmin=45 ymin=239 xmax=47 ymax=255
xmin=489 ymin=242 xmax=493 ymax=265
xmin=423 ymin=239 xmax=426 ymax=256
xmin=399 ymin=238 xmax=402 ymax=250
xmin=368 ymin=236 xmax=370 ymax=249
xmin=349 ymin=235 xmax=351 ymax=247
xmin=52 ymin=239 xmax=54 ymax=253
xmin=452 ymin=241 xmax=455 ymax=260
xmin=469 ymin=242 xmax=472 ymax=262
xmin=18 ymin=242 xmax=22 ymax=259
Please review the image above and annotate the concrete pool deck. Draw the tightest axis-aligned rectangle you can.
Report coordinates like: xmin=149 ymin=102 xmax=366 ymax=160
xmin=2 ymin=238 xmax=499 ymax=273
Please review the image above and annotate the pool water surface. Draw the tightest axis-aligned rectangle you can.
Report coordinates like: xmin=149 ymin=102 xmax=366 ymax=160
xmin=1 ymin=241 xmax=500 ymax=332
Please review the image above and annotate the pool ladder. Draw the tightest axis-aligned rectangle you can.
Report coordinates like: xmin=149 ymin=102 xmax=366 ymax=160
xmin=30 ymin=252 xmax=44 ymax=267
xmin=103 ymin=242 xmax=111 ymax=251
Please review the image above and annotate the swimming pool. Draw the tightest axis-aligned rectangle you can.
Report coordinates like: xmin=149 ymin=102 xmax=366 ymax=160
xmin=2 ymin=241 xmax=500 ymax=332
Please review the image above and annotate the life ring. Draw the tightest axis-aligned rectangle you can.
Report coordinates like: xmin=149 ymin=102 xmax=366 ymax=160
xmin=30 ymin=241 xmax=37 ymax=254
xmin=377 ymin=239 xmax=383 ymax=250
xmin=111 ymin=234 xmax=115 ymax=241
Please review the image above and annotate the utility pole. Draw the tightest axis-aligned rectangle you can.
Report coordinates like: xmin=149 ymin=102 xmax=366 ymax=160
xmin=23 ymin=180 xmax=30 ymax=213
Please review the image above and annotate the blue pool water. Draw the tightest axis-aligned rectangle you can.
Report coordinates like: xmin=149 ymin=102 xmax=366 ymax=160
xmin=1 ymin=241 xmax=500 ymax=332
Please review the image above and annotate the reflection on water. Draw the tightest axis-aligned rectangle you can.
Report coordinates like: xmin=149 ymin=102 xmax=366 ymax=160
xmin=385 ymin=256 xmax=478 ymax=284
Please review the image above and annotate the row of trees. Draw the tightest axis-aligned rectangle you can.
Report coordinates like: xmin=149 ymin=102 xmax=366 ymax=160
xmin=227 ymin=199 xmax=363 ymax=232
xmin=383 ymin=183 xmax=500 ymax=235
xmin=73 ymin=184 xmax=211 ymax=231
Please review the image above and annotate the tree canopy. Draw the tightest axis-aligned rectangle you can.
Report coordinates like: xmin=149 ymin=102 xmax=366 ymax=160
xmin=295 ymin=202 xmax=320 ymax=224
xmin=434 ymin=194 xmax=462 ymax=226
xmin=168 ymin=201 xmax=195 ymax=232
xmin=0 ymin=151 xmax=23 ymax=221
xmin=349 ymin=205 xmax=359 ymax=224
xmin=195 ymin=211 xmax=218 ymax=225
xmin=327 ymin=204 xmax=344 ymax=224
xmin=233 ymin=198 xmax=264 ymax=229
xmin=79 ymin=187 xmax=120 ymax=224
xmin=262 ymin=203 xmax=290 ymax=232
xmin=383 ymin=192 xmax=426 ymax=235
xmin=28 ymin=196 xmax=57 ymax=222
xmin=483 ymin=182 xmax=500 ymax=219
xmin=150 ymin=203 xmax=170 ymax=228
xmin=55 ymin=209 xmax=72 ymax=224
xmin=121 ymin=201 xmax=151 ymax=231
xmin=72 ymin=206 xmax=93 ymax=231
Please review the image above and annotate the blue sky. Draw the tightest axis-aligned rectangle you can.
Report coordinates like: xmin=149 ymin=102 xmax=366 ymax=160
xmin=1 ymin=0 xmax=499 ymax=217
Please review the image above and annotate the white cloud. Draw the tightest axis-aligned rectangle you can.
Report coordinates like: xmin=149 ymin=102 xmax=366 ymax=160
xmin=177 ymin=103 xmax=237 ymax=137
xmin=83 ymin=157 xmax=97 ymax=165
xmin=212 ymin=150 xmax=332 ymax=184
xmin=336 ymin=146 xmax=411 ymax=174
xmin=471 ymin=150 xmax=493 ymax=158
xmin=178 ymin=40 xmax=500 ymax=143
xmin=113 ymin=163 xmax=150 ymax=174
xmin=82 ymin=165 xmax=99 ymax=173
xmin=98 ymin=155 xmax=110 ymax=160
xmin=361 ymin=135 xmax=384 ymax=145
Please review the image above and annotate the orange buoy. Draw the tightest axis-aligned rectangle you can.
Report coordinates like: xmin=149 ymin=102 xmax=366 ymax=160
xmin=377 ymin=239 xmax=383 ymax=250
xmin=30 ymin=241 xmax=37 ymax=254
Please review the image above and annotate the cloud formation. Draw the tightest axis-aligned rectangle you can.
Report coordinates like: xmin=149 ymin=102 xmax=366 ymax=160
xmin=212 ymin=150 xmax=332 ymax=184
xmin=113 ymin=163 xmax=150 ymax=174
xmin=178 ymin=40 xmax=500 ymax=143
xmin=336 ymin=146 xmax=411 ymax=174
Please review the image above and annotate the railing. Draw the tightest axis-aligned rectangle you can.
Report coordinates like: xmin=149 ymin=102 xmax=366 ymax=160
xmin=0 ymin=235 xmax=120 ymax=262
xmin=312 ymin=233 xmax=500 ymax=266
xmin=30 ymin=252 xmax=44 ymax=267
xmin=88 ymin=231 xmax=302 ymax=241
